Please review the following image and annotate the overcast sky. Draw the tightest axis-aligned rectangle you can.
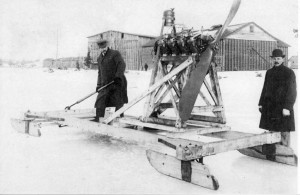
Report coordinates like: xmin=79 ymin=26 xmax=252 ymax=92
xmin=0 ymin=0 xmax=298 ymax=60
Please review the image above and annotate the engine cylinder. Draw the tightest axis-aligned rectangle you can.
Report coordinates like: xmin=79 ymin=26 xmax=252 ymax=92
xmin=163 ymin=9 xmax=175 ymax=26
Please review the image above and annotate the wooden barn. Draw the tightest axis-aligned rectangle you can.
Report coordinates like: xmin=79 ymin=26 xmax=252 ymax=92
xmin=215 ymin=22 xmax=290 ymax=71
xmin=87 ymin=30 xmax=156 ymax=70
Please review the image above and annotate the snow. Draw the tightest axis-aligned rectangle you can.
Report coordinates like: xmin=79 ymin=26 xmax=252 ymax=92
xmin=0 ymin=66 xmax=298 ymax=194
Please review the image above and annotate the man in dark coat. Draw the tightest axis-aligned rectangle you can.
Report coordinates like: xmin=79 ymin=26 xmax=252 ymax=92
xmin=258 ymin=49 xmax=297 ymax=146
xmin=92 ymin=39 xmax=128 ymax=122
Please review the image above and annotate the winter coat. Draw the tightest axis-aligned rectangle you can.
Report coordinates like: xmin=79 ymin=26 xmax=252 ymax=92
xmin=259 ymin=64 xmax=297 ymax=132
xmin=94 ymin=48 xmax=128 ymax=108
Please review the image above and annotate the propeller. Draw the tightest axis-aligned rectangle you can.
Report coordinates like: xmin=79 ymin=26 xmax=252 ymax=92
xmin=211 ymin=0 xmax=241 ymax=44
xmin=178 ymin=0 xmax=241 ymax=122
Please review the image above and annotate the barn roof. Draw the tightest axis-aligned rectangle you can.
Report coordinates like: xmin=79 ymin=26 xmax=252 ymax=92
xmin=87 ymin=30 xmax=157 ymax=39
xmin=221 ymin=22 xmax=290 ymax=47
xmin=142 ymin=22 xmax=290 ymax=48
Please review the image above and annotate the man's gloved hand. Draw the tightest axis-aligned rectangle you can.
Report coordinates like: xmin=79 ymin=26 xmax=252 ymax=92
xmin=96 ymin=86 xmax=101 ymax=92
xmin=258 ymin=105 xmax=262 ymax=113
xmin=114 ymin=77 xmax=122 ymax=86
xmin=282 ymin=108 xmax=290 ymax=116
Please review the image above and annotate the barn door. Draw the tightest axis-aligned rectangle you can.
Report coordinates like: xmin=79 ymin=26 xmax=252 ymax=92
xmin=114 ymin=40 xmax=141 ymax=70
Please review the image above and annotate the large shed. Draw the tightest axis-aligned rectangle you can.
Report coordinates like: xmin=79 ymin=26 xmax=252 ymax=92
xmin=87 ymin=30 xmax=156 ymax=70
xmin=215 ymin=22 xmax=290 ymax=71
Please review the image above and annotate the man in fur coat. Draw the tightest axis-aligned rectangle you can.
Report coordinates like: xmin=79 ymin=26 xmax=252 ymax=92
xmin=92 ymin=39 xmax=128 ymax=122
xmin=258 ymin=49 xmax=297 ymax=147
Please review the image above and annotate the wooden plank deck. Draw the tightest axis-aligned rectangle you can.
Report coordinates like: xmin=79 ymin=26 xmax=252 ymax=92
xmin=172 ymin=131 xmax=282 ymax=160
xmin=18 ymin=108 xmax=290 ymax=165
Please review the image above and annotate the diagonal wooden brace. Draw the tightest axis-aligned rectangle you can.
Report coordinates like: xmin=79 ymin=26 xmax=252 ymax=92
xmin=104 ymin=57 xmax=193 ymax=124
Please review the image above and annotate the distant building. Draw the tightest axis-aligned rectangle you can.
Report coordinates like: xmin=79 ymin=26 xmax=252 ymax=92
xmin=43 ymin=58 xmax=54 ymax=68
xmin=288 ymin=56 xmax=298 ymax=69
xmin=143 ymin=22 xmax=290 ymax=71
xmin=87 ymin=30 xmax=156 ymax=70
xmin=43 ymin=57 xmax=85 ymax=69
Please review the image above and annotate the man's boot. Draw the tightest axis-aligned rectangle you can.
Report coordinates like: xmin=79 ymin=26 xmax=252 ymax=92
xmin=90 ymin=117 xmax=99 ymax=122
xmin=90 ymin=108 xmax=101 ymax=122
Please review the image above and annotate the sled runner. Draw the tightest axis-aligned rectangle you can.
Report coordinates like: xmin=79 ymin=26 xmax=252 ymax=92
xmin=238 ymin=144 xmax=297 ymax=166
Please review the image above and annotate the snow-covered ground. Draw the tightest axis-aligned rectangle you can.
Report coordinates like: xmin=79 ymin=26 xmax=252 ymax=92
xmin=0 ymin=66 xmax=298 ymax=194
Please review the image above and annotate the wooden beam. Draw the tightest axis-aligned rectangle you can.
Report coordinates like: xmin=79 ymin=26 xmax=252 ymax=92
xmin=153 ymin=84 xmax=165 ymax=101
xmin=25 ymin=113 xmax=65 ymax=122
xmin=158 ymin=115 xmax=226 ymax=128
xmin=176 ymin=131 xmax=282 ymax=160
xmin=141 ymin=117 xmax=177 ymax=126
xmin=157 ymin=102 xmax=173 ymax=109
xmin=199 ymin=90 xmax=212 ymax=106
xmin=192 ymin=105 xmax=224 ymax=113
xmin=11 ymin=118 xmax=41 ymax=137
xmin=166 ymin=126 xmax=231 ymax=138
xmin=209 ymin=62 xmax=226 ymax=123
xmin=162 ymin=65 xmax=181 ymax=98
xmin=201 ymin=131 xmax=254 ymax=139
xmin=168 ymin=90 xmax=179 ymax=117
xmin=24 ymin=108 xmax=96 ymax=117
xmin=203 ymin=79 xmax=218 ymax=105
xmin=189 ymin=114 xmax=225 ymax=124
xmin=143 ymin=18 xmax=166 ymax=118
xmin=208 ymin=67 xmax=218 ymax=104
xmin=143 ymin=61 xmax=160 ymax=117
xmin=60 ymin=115 xmax=161 ymax=146
xmin=104 ymin=57 xmax=193 ymax=124
xmin=154 ymin=85 xmax=172 ymax=108
xmin=162 ymin=66 xmax=180 ymax=117
xmin=153 ymin=74 xmax=181 ymax=110
xmin=119 ymin=117 xmax=186 ymax=132
xmin=155 ymin=104 xmax=224 ymax=113
xmin=157 ymin=105 xmax=224 ymax=113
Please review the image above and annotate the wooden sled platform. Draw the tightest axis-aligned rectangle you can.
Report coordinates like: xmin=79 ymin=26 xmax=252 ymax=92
xmin=11 ymin=108 xmax=297 ymax=190
xmin=11 ymin=108 xmax=231 ymax=145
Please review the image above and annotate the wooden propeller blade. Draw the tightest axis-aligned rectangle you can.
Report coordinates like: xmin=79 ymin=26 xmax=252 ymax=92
xmin=179 ymin=47 xmax=213 ymax=121
xmin=211 ymin=0 xmax=241 ymax=44
xmin=178 ymin=0 xmax=241 ymax=122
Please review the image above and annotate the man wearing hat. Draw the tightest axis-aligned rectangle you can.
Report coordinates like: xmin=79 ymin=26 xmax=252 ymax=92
xmin=92 ymin=39 xmax=128 ymax=122
xmin=258 ymin=49 xmax=297 ymax=147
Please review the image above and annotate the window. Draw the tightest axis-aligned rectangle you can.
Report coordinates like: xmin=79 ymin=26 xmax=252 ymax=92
xmin=121 ymin=33 xmax=124 ymax=39
xmin=250 ymin=25 xmax=254 ymax=33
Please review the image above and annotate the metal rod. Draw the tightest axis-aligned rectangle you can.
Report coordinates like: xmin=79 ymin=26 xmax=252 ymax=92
xmin=65 ymin=81 xmax=114 ymax=110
